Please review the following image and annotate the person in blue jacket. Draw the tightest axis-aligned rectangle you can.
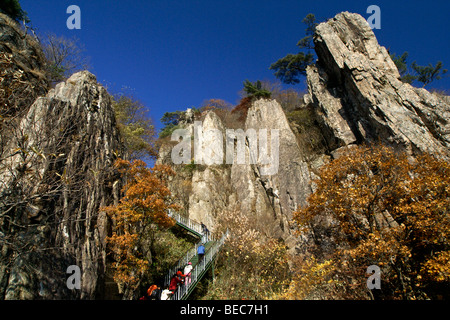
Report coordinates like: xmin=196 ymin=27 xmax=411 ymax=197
xmin=197 ymin=243 xmax=205 ymax=262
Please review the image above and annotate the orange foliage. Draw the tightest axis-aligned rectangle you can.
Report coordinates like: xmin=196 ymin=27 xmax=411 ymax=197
xmin=201 ymin=98 xmax=233 ymax=111
xmin=293 ymin=144 xmax=450 ymax=299
xmin=102 ymin=159 xmax=178 ymax=287
xmin=231 ymin=96 xmax=253 ymax=122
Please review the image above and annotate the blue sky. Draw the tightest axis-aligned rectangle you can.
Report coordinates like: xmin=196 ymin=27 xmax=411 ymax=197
xmin=20 ymin=0 xmax=450 ymax=132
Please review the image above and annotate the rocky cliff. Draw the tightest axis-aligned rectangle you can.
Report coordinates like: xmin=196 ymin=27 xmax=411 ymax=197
xmin=1 ymin=10 xmax=449 ymax=300
xmin=0 ymin=69 xmax=124 ymax=299
xmin=307 ymin=11 xmax=450 ymax=158
xmin=0 ymin=16 xmax=124 ymax=299
xmin=157 ymin=12 xmax=450 ymax=255
xmin=0 ymin=13 xmax=48 ymax=117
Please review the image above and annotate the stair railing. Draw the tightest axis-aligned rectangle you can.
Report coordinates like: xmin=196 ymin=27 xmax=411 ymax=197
xmin=164 ymin=210 xmax=216 ymax=287
xmin=168 ymin=209 xmax=205 ymax=237
xmin=170 ymin=229 xmax=229 ymax=300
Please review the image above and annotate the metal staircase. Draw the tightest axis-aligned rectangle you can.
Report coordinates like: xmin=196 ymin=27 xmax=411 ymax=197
xmin=165 ymin=210 xmax=228 ymax=300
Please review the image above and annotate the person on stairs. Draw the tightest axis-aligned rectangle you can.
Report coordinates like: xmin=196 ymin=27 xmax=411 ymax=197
xmin=160 ymin=288 xmax=172 ymax=300
xmin=147 ymin=284 xmax=161 ymax=300
xmin=139 ymin=284 xmax=161 ymax=300
xmin=169 ymin=270 xmax=184 ymax=294
xmin=201 ymin=222 xmax=210 ymax=242
xmin=183 ymin=262 xmax=193 ymax=285
xmin=197 ymin=243 xmax=205 ymax=263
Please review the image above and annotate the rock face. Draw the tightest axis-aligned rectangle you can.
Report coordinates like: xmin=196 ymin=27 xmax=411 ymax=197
xmin=157 ymin=12 xmax=450 ymax=256
xmin=0 ymin=71 xmax=123 ymax=299
xmin=307 ymin=11 xmax=450 ymax=157
xmin=243 ymin=99 xmax=312 ymax=247
xmin=159 ymin=100 xmax=313 ymax=253
xmin=0 ymin=13 xmax=48 ymax=115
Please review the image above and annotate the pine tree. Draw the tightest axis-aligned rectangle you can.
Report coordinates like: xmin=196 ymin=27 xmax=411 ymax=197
xmin=243 ymin=80 xmax=271 ymax=99
xmin=390 ymin=52 xmax=417 ymax=84
xmin=411 ymin=60 xmax=448 ymax=87
xmin=270 ymin=13 xmax=318 ymax=84
xmin=0 ymin=0 xmax=29 ymax=22
xmin=390 ymin=51 xmax=447 ymax=87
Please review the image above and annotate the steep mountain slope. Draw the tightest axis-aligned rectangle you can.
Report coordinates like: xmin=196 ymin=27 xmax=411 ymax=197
xmin=0 ymin=69 xmax=124 ymax=299
xmin=307 ymin=11 xmax=450 ymax=157
xmin=156 ymin=12 xmax=450 ymax=257
xmin=0 ymin=16 xmax=125 ymax=298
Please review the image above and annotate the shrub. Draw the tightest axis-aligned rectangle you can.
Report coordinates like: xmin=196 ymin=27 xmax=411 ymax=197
xmin=204 ymin=208 xmax=290 ymax=299
xmin=286 ymin=107 xmax=329 ymax=158
xmin=112 ymin=93 xmax=156 ymax=160
xmin=292 ymin=144 xmax=450 ymax=299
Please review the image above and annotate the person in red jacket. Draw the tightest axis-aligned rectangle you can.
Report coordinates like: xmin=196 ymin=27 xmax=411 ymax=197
xmin=168 ymin=270 xmax=185 ymax=293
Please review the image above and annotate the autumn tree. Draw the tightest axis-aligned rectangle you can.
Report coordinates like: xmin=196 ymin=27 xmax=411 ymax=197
xmin=292 ymin=144 xmax=450 ymax=299
xmin=111 ymin=92 xmax=157 ymax=160
xmin=41 ymin=33 xmax=90 ymax=83
xmin=200 ymin=98 xmax=233 ymax=111
xmin=205 ymin=207 xmax=290 ymax=299
xmin=101 ymin=159 xmax=179 ymax=297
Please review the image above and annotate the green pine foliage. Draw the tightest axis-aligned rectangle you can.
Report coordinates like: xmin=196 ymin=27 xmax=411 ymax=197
xmin=242 ymin=80 xmax=272 ymax=99
xmin=390 ymin=51 xmax=447 ymax=88
xmin=270 ymin=13 xmax=318 ymax=84
xmin=0 ymin=0 xmax=29 ymax=22
xmin=411 ymin=60 xmax=447 ymax=87
xmin=159 ymin=110 xmax=186 ymax=139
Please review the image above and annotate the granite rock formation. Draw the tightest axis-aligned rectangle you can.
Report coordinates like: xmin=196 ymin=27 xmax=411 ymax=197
xmin=157 ymin=12 xmax=450 ymax=256
xmin=0 ymin=70 xmax=123 ymax=299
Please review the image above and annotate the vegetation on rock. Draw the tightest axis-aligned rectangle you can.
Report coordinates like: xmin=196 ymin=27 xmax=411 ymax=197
xmin=291 ymin=144 xmax=450 ymax=299
xmin=101 ymin=159 xmax=182 ymax=297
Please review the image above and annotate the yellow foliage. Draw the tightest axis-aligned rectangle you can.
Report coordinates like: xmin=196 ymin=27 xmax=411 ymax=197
xmin=293 ymin=144 xmax=450 ymax=299
xmin=206 ymin=208 xmax=290 ymax=299
xmin=101 ymin=159 xmax=179 ymax=287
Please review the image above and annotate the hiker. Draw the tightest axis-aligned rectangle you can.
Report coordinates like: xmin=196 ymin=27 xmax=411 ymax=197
xmin=147 ymin=285 xmax=162 ymax=300
xmin=197 ymin=243 xmax=205 ymax=262
xmin=183 ymin=262 xmax=193 ymax=285
xmin=176 ymin=269 xmax=185 ymax=280
xmin=147 ymin=284 xmax=157 ymax=297
xmin=139 ymin=284 xmax=157 ymax=300
xmin=160 ymin=288 xmax=172 ymax=300
xmin=201 ymin=222 xmax=210 ymax=241
xmin=169 ymin=271 xmax=184 ymax=294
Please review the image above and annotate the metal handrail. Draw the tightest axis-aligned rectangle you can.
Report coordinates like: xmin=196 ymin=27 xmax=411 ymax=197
xmin=164 ymin=211 xmax=218 ymax=288
xmin=163 ymin=210 xmax=229 ymax=300
xmin=169 ymin=230 xmax=229 ymax=300
xmin=168 ymin=209 xmax=205 ymax=237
